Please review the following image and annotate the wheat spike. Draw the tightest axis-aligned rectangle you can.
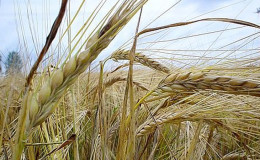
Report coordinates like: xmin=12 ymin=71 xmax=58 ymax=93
xmin=111 ymin=49 xmax=170 ymax=74
xmin=154 ymin=72 xmax=260 ymax=97
xmin=26 ymin=1 xmax=148 ymax=130
xmin=136 ymin=91 xmax=260 ymax=136
xmin=136 ymin=71 xmax=260 ymax=136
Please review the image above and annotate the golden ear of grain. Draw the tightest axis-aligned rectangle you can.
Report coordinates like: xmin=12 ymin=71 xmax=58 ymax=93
xmin=111 ymin=50 xmax=170 ymax=73
xmin=155 ymin=72 xmax=260 ymax=97
xmin=23 ymin=1 xmax=147 ymax=133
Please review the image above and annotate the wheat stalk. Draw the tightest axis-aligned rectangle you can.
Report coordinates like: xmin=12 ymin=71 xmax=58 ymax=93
xmin=111 ymin=49 xmax=170 ymax=73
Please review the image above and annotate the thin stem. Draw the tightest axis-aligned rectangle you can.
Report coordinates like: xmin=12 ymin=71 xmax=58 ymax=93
xmin=126 ymin=7 xmax=143 ymax=159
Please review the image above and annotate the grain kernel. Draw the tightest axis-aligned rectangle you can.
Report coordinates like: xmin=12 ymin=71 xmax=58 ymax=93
xmin=51 ymin=69 xmax=64 ymax=90
xmin=64 ymin=56 xmax=77 ymax=77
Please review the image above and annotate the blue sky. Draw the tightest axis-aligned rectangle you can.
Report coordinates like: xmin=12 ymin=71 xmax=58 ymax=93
xmin=0 ymin=0 xmax=259 ymax=71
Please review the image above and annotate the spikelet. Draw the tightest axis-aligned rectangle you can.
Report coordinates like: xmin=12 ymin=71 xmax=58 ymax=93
xmin=189 ymin=72 xmax=204 ymax=80
xmin=175 ymin=72 xmax=191 ymax=80
xmin=160 ymin=86 xmax=173 ymax=92
xmin=86 ymin=32 xmax=99 ymax=49
xmin=77 ymin=49 xmax=91 ymax=66
xmin=29 ymin=94 xmax=39 ymax=120
xmin=164 ymin=73 xmax=179 ymax=83
xmin=38 ymin=80 xmax=51 ymax=105
xmin=64 ymin=56 xmax=77 ymax=77
xmin=51 ymin=69 xmax=64 ymax=90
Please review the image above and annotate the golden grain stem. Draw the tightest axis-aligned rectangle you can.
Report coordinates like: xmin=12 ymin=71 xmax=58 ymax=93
xmin=107 ymin=6 xmax=149 ymax=158
xmin=186 ymin=120 xmax=203 ymax=160
xmin=142 ymin=100 xmax=177 ymax=159
xmin=60 ymin=99 xmax=67 ymax=140
xmin=175 ymin=122 xmax=181 ymax=150
xmin=70 ymin=90 xmax=80 ymax=160
xmin=125 ymin=89 xmax=155 ymax=126
xmin=13 ymin=91 xmax=30 ymax=160
xmin=147 ymin=134 xmax=160 ymax=160
xmin=0 ymin=82 xmax=14 ymax=154
xmin=126 ymin=8 xmax=143 ymax=159
xmin=202 ymin=126 xmax=215 ymax=160
xmin=116 ymin=70 xmax=130 ymax=160
xmin=97 ymin=61 xmax=108 ymax=159
xmin=28 ymin=135 xmax=35 ymax=160
xmin=41 ymin=122 xmax=55 ymax=159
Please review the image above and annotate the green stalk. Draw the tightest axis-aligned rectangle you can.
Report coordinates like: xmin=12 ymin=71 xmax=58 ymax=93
xmin=72 ymin=90 xmax=80 ymax=160
xmin=13 ymin=92 xmax=29 ymax=160
xmin=28 ymin=135 xmax=35 ymax=160
xmin=98 ymin=62 xmax=108 ymax=159
xmin=0 ymin=81 xmax=14 ymax=154
xmin=116 ymin=72 xmax=129 ymax=160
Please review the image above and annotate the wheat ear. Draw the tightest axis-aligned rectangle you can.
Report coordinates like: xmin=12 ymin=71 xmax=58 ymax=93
xmin=13 ymin=1 xmax=147 ymax=159
xmin=152 ymin=72 xmax=260 ymax=97
xmin=111 ymin=49 xmax=170 ymax=73
xmin=28 ymin=0 xmax=147 ymax=129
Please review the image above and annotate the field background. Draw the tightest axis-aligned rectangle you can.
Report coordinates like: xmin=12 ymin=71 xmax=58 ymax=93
xmin=0 ymin=0 xmax=260 ymax=159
